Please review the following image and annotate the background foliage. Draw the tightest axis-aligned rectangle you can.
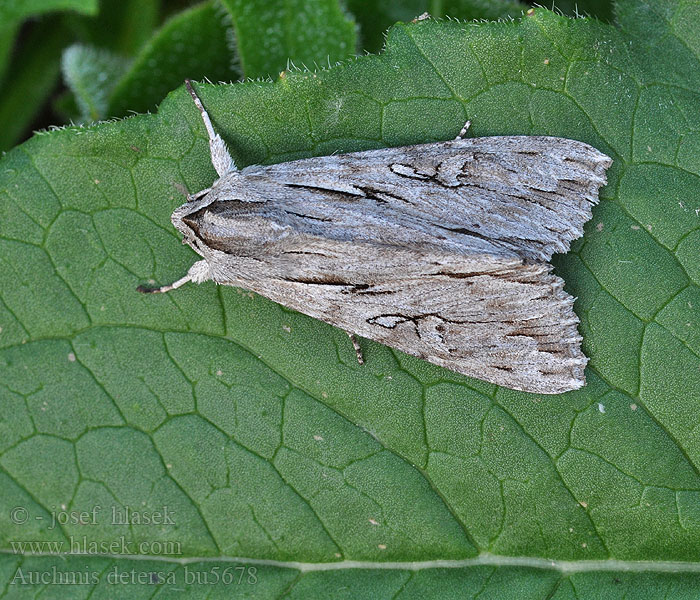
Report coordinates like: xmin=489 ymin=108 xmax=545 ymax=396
xmin=2 ymin=0 xmax=700 ymax=598
xmin=1 ymin=0 xmax=611 ymax=151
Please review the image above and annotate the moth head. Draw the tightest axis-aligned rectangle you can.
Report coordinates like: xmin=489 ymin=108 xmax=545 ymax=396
xmin=173 ymin=199 xmax=293 ymax=255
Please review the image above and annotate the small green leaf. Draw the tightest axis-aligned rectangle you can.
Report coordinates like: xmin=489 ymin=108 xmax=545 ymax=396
xmin=106 ymin=0 xmax=237 ymax=118
xmin=61 ymin=44 xmax=130 ymax=121
xmin=220 ymin=0 xmax=357 ymax=78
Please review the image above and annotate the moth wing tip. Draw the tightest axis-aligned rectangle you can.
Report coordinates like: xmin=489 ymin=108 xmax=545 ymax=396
xmin=567 ymin=376 xmax=586 ymax=391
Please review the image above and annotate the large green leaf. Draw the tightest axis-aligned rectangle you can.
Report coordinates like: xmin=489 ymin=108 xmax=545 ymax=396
xmin=2 ymin=0 xmax=700 ymax=596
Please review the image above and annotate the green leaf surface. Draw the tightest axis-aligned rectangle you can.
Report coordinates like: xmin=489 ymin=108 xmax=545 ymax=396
xmin=2 ymin=0 xmax=700 ymax=596
xmin=106 ymin=0 xmax=237 ymax=118
xmin=220 ymin=0 xmax=357 ymax=78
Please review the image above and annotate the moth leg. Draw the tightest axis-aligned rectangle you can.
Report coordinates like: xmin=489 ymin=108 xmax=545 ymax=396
xmin=136 ymin=260 xmax=210 ymax=294
xmin=454 ymin=120 xmax=471 ymax=140
xmin=346 ymin=332 xmax=364 ymax=365
xmin=185 ymin=79 xmax=236 ymax=177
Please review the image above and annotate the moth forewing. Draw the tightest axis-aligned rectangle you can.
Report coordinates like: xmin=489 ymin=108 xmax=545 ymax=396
xmin=138 ymin=81 xmax=612 ymax=394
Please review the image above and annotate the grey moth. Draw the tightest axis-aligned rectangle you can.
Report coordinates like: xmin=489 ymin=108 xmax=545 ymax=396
xmin=138 ymin=81 xmax=612 ymax=394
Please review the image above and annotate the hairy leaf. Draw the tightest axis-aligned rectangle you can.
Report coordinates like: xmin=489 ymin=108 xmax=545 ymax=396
xmin=61 ymin=44 xmax=131 ymax=121
xmin=221 ymin=0 xmax=357 ymax=78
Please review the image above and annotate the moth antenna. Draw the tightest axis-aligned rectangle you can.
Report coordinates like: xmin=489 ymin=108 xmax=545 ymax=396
xmin=455 ymin=120 xmax=471 ymax=140
xmin=136 ymin=260 xmax=210 ymax=294
xmin=184 ymin=79 xmax=236 ymax=177
xmin=346 ymin=332 xmax=364 ymax=365
xmin=136 ymin=274 xmax=192 ymax=294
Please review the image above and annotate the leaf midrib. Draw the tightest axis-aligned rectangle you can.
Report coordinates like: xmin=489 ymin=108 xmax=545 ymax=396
xmin=2 ymin=551 xmax=700 ymax=574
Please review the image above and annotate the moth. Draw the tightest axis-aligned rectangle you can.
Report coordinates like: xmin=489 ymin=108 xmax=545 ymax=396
xmin=138 ymin=80 xmax=612 ymax=394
